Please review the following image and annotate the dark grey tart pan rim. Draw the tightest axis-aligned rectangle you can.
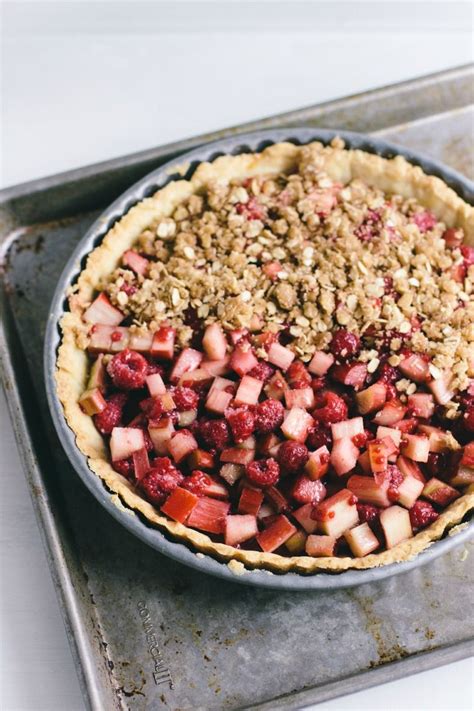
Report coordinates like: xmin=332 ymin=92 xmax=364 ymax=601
xmin=44 ymin=127 xmax=474 ymax=590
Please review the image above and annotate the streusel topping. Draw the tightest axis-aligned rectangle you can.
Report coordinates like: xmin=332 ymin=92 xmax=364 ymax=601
xmin=103 ymin=141 xmax=473 ymax=394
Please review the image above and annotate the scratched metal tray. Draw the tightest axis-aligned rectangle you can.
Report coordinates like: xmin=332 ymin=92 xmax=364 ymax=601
xmin=1 ymin=65 xmax=473 ymax=710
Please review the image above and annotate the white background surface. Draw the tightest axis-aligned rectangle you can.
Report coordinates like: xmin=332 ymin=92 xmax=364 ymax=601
xmin=1 ymin=1 xmax=474 ymax=709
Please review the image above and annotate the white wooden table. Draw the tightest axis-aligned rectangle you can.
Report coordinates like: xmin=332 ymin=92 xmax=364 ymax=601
xmin=1 ymin=2 xmax=473 ymax=709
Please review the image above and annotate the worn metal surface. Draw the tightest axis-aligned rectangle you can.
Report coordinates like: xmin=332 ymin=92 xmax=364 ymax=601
xmin=1 ymin=66 xmax=474 ymax=710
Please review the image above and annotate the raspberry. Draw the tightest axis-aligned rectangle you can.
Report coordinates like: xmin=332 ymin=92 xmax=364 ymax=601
xmin=329 ymin=329 xmax=360 ymax=361
xmin=139 ymin=458 xmax=183 ymax=506
xmin=226 ymin=407 xmax=255 ymax=443
xmin=357 ymin=503 xmax=380 ymax=525
xmin=172 ymin=386 xmax=199 ymax=412
xmin=383 ymin=276 xmax=398 ymax=300
xmin=94 ymin=392 xmax=128 ymax=434
xmin=199 ymin=419 xmax=231 ymax=451
xmin=254 ymin=399 xmax=284 ymax=434
xmin=286 ymin=361 xmax=311 ymax=389
xmin=376 ymin=362 xmax=399 ymax=385
xmin=139 ymin=397 xmax=164 ymax=421
xmin=411 ymin=210 xmax=437 ymax=233
xmin=246 ymin=458 xmax=280 ymax=487
xmin=112 ymin=458 xmax=134 ymax=479
xmin=306 ymin=426 xmax=332 ymax=450
xmin=107 ymin=349 xmax=148 ymax=390
xmin=354 ymin=209 xmax=382 ymax=241
xmin=409 ymin=500 xmax=439 ymax=530
xmin=182 ymin=470 xmax=211 ymax=496
xmin=310 ymin=377 xmax=327 ymax=392
xmin=387 ymin=465 xmax=404 ymax=502
xmin=236 ymin=197 xmax=266 ymax=221
xmin=278 ymin=441 xmax=309 ymax=473
xmin=248 ymin=361 xmax=275 ymax=382
xmin=312 ymin=391 xmax=348 ymax=425
xmin=461 ymin=244 xmax=474 ymax=268
xmin=120 ymin=283 xmax=137 ymax=296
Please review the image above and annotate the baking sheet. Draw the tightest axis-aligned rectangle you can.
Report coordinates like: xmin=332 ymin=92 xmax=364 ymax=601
xmin=1 ymin=65 xmax=473 ymax=710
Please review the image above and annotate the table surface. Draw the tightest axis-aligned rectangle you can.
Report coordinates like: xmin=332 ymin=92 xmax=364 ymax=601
xmin=1 ymin=2 xmax=473 ymax=709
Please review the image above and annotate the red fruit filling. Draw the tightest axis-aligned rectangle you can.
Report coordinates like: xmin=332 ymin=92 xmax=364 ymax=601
xmin=199 ymin=419 xmax=231 ymax=450
xmin=329 ymin=329 xmax=360 ymax=361
xmin=139 ymin=458 xmax=183 ymax=505
xmin=255 ymin=399 xmax=284 ymax=434
xmin=94 ymin=392 xmax=128 ymax=434
xmin=172 ymin=386 xmax=199 ymax=411
xmin=226 ymin=407 xmax=255 ymax=443
xmin=409 ymin=500 xmax=439 ymax=530
xmin=107 ymin=349 xmax=148 ymax=389
xmin=278 ymin=441 xmax=309 ymax=473
xmin=312 ymin=391 xmax=348 ymax=425
xmin=246 ymin=458 xmax=280 ymax=487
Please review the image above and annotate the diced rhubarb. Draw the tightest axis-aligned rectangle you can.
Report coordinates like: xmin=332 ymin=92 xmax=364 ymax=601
xmin=151 ymin=326 xmax=175 ymax=360
xmin=258 ymin=433 xmax=282 ymax=456
xmin=330 ymin=437 xmax=359 ymax=476
xmin=331 ymin=362 xmax=368 ymax=391
xmin=399 ymin=353 xmax=430 ymax=382
xmin=109 ymin=326 xmax=130 ymax=353
xmin=285 ymin=530 xmax=307 ymax=554
xmin=168 ymin=430 xmax=198 ymax=463
xmin=357 ymin=450 xmax=372 ymax=474
xmin=202 ymin=357 xmax=231 ymax=377
xmin=392 ymin=417 xmax=419 ymax=433
xmin=122 ymin=249 xmax=149 ymax=275
xmin=264 ymin=371 xmax=288 ymax=401
xmin=345 ymin=523 xmax=379 ymax=557
xmin=110 ymin=427 xmax=145 ymax=461
xmin=187 ymin=448 xmax=215 ymax=470
xmin=356 ymin=383 xmax=387 ymax=415
xmin=331 ymin=417 xmax=364 ymax=441
xmin=219 ymin=463 xmax=244 ymax=485
xmin=396 ymin=455 xmax=425 ymax=483
xmin=308 ymin=351 xmax=334 ymax=376
xmin=88 ymin=324 xmax=117 ymax=353
xmin=235 ymin=375 xmax=264 ymax=406
xmin=376 ymin=426 xmax=402 ymax=449
xmin=347 ymin=475 xmax=390 ymax=507
xmin=161 ymin=487 xmax=198 ymax=523
xmin=83 ymin=292 xmax=124 ymax=325
xmin=379 ymin=436 xmax=399 ymax=463
xmin=450 ymin=465 xmax=474 ymax=487
xmin=428 ymin=373 xmax=454 ymax=405
xmin=265 ymin=486 xmax=291 ymax=513
xmin=293 ymin=503 xmax=319 ymax=533
xmin=417 ymin=424 xmax=460 ymax=453
xmin=380 ymin=506 xmax=413 ymax=548
xmin=224 ymin=515 xmax=258 ymax=546
xmin=367 ymin=439 xmax=389 ymax=474
xmin=190 ymin=473 xmax=228 ymax=500
xmin=158 ymin=392 xmax=176 ymax=412
xmin=238 ymin=487 xmax=264 ymax=516
xmin=422 ymin=478 xmax=460 ymax=506
xmin=148 ymin=417 xmax=175 ymax=455
xmin=407 ymin=393 xmax=435 ymax=419
xmin=229 ymin=328 xmax=249 ymax=345
xmin=78 ymin=387 xmax=106 ymax=416
xmin=312 ymin=489 xmax=359 ymax=538
xmin=206 ymin=389 xmax=233 ymax=414
xmin=146 ymin=372 xmax=166 ymax=397
xmin=230 ymin=342 xmax=259 ymax=376
xmin=400 ymin=434 xmax=430 ymax=462
xmin=170 ymin=348 xmax=203 ymax=383
xmin=132 ymin=447 xmax=150 ymax=481
xmin=88 ymin=354 xmax=107 ymax=390
xmin=237 ymin=435 xmax=257 ymax=451
xmin=396 ymin=474 xmax=424 ymax=509
xmin=220 ymin=448 xmax=255 ymax=465
xmin=285 ymin=387 xmax=315 ymax=410
xmin=373 ymin=399 xmax=407 ymax=426
xmin=305 ymin=534 xmax=337 ymax=557
xmin=267 ymin=342 xmax=295 ymax=371
xmin=187 ymin=497 xmax=230 ymax=534
xmin=256 ymin=515 xmax=297 ymax=552
xmin=281 ymin=407 xmax=314 ymax=442
xmin=178 ymin=409 xmax=198 ymax=427
xmin=179 ymin=369 xmax=214 ymax=389
xmin=461 ymin=443 xmax=474 ymax=469
xmin=128 ymin=331 xmax=153 ymax=353
xmin=305 ymin=446 xmax=330 ymax=480
xmin=202 ymin=323 xmax=228 ymax=361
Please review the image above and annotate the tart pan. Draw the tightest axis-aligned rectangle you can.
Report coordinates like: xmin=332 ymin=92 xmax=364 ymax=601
xmin=44 ymin=128 xmax=474 ymax=590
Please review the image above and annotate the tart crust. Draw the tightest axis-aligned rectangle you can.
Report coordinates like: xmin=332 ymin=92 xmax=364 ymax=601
xmin=56 ymin=140 xmax=474 ymax=573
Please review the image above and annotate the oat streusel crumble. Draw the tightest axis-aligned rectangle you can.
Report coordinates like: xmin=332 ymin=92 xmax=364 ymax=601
xmin=104 ymin=142 xmax=473 ymax=397
xmin=57 ymin=139 xmax=474 ymax=571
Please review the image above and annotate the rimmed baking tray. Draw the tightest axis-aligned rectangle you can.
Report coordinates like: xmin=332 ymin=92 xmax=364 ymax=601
xmin=44 ymin=125 xmax=474 ymax=591
xmin=1 ymin=65 xmax=474 ymax=709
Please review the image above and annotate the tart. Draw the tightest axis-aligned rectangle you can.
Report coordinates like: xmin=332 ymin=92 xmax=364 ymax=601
xmin=56 ymin=138 xmax=474 ymax=573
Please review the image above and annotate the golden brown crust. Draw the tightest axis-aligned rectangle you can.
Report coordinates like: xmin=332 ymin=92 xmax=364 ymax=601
xmin=55 ymin=140 xmax=474 ymax=575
